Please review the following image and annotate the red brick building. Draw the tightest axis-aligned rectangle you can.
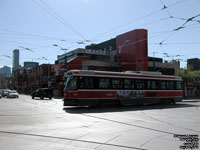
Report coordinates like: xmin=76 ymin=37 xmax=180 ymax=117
xmin=116 ymin=29 xmax=148 ymax=71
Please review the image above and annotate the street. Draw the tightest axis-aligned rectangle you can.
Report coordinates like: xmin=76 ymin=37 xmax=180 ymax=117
xmin=0 ymin=95 xmax=199 ymax=150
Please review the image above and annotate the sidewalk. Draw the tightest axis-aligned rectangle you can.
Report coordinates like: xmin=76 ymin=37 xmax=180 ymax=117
xmin=182 ymin=96 xmax=200 ymax=102
xmin=183 ymin=96 xmax=200 ymax=100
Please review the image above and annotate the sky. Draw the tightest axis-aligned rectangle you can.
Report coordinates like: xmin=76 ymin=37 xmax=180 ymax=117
xmin=0 ymin=0 xmax=200 ymax=68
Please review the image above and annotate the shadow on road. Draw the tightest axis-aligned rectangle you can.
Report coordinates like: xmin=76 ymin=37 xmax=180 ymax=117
xmin=32 ymin=98 xmax=52 ymax=101
xmin=63 ymin=102 xmax=199 ymax=114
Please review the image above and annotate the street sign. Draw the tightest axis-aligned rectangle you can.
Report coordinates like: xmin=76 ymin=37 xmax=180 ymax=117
xmin=59 ymin=68 xmax=67 ymax=71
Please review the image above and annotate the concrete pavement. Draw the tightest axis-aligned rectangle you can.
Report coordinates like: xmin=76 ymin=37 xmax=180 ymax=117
xmin=0 ymin=95 xmax=199 ymax=150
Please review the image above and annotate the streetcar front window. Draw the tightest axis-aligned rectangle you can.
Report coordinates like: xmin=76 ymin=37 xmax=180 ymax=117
xmin=64 ymin=76 xmax=78 ymax=90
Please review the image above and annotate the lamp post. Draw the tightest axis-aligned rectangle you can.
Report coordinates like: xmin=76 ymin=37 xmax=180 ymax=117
xmin=118 ymin=40 xmax=129 ymax=72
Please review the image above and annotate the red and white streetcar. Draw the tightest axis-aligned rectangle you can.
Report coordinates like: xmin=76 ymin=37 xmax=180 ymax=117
xmin=63 ymin=70 xmax=183 ymax=107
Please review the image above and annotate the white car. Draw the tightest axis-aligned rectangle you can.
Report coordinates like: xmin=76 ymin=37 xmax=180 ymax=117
xmin=7 ymin=90 xmax=19 ymax=98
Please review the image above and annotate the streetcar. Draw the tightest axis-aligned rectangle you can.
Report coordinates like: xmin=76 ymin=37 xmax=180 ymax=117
xmin=63 ymin=70 xmax=183 ymax=107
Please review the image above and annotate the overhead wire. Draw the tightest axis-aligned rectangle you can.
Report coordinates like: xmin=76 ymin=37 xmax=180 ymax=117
xmin=0 ymin=39 xmax=41 ymax=47
xmin=181 ymin=13 xmax=200 ymax=26
xmin=2 ymin=0 xmax=189 ymax=53
xmin=91 ymin=16 xmax=172 ymax=43
xmin=1 ymin=0 xmax=195 ymax=67
xmin=89 ymin=10 xmax=163 ymax=41
xmin=0 ymin=28 xmax=69 ymax=42
xmin=89 ymin=0 xmax=187 ymax=41
xmin=159 ymin=16 xmax=200 ymax=44
xmin=32 ymin=0 xmax=88 ymax=41
xmin=160 ymin=0 xmax=173 ymax=18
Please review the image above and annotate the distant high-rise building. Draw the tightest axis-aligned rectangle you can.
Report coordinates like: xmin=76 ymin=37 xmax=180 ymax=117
xmin=13 ymin=49 xmax=20 ymax=71
xmin=0 ymin=66 xmax=11 ymax=77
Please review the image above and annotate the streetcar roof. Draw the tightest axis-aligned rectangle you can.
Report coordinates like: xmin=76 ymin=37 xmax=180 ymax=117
xmin=65 ymin=70 xmax=182 ymax=81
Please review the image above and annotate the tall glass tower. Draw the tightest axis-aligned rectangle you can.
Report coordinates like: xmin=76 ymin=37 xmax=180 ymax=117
xmin=13 ymin=49 xmax=20 ymax=71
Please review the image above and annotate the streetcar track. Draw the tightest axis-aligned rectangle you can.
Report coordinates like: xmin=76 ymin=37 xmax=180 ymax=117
xmin=81 ymin=113 xmax=200 ymax=143
xmin=0 ymin=112 xmax=66 ymax=116
xmin=141 ymin=110 xmax=200 ymax=133
xmin=139 ymin=134 xmax=166 ymax=148
xmin=1 ymin=96 xmax=200 ymax=149
xmin=82 ymin=114 xmax=175 ymax=135
xmin=94 ymin=134 xmax=122 ymax=149
xmin=0 ymin=130 xmax=148 ymax=150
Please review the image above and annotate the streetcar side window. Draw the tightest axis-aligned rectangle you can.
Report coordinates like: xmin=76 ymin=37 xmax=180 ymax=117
xmin=99 ymin=78 xmax=110 ymax=89
xmin=79 ymin=76 xmax=94 ymax=89
xmin=166 ymin=81 xmax=175 ymax=90
xmin=112 ymin=78 xmax=123 ymax=89
xmin=124 ymin=79 xmax=134 ymax=89
xmin=147 ymin=80 xmax=151 ymax=89
xmin=135 ymin=79 xmax=145 ymax=89
xmin=176 ymin=81 xmax=182 ymax=90
xmin=151 ymin=81 xmax=158 ymax=89
xmin=147 ymin=80 xmax=158 ymax=90
xmin=160 ymin=81 xmax=166 ymax=90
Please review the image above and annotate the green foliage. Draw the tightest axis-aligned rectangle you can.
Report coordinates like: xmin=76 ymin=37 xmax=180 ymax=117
xmin=176 ymin=68 xmax=200 ymax=80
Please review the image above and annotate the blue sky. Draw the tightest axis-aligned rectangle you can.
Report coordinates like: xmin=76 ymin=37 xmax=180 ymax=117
xmin=0 ymin=0 xmax=200 ymax=68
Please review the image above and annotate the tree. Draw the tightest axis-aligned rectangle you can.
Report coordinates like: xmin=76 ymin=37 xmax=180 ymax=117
xmin=176 ymin=68 xmax=200 ymax=81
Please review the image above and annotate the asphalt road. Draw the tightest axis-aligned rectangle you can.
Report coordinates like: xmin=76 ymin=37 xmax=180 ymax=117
xmin=0 ymin=95 xmax=199 ymax=150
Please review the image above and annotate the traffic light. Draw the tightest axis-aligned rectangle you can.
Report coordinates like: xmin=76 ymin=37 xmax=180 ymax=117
xmin=51 ymin=65 xmax=55 ymax=72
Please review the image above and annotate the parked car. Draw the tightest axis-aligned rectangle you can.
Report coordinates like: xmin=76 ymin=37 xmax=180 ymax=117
xmin=31 ymin=88 xmax=53 ymax=99
xmin=2 ymin=89 xmax=10 ymax=97
xmin=7 ymin=90 xmax=19 ymax=98
xmin=0 ymin=89 xmax=3 ymax=98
